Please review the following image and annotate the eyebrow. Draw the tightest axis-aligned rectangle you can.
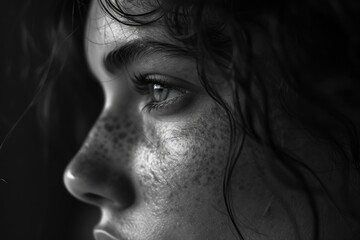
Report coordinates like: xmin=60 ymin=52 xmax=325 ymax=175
xmin=103 ymin=39 xmax=195 ymax=73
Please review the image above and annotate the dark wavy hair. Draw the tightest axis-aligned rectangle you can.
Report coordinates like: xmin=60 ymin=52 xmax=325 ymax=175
xmin=33 ymin=0 xmax=360 ymax=239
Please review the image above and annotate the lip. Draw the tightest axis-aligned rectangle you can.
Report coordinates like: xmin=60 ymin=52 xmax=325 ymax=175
xmin=93 ymin=227 xmax=121 ymax=240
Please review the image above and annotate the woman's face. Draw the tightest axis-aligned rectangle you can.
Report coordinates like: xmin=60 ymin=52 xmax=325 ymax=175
xmin=63 ymin=1 xmax=350 ymax=240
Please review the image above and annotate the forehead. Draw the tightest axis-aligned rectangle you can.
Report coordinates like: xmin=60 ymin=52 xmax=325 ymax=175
xmin=86 ymin=0 xmax=164 ymax=45
xmin=85 ymin=0 xmax=172 ymax=80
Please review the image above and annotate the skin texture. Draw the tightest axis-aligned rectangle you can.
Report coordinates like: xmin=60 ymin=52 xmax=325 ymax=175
xmin=63 ymin=1 xmax=359 ymax=239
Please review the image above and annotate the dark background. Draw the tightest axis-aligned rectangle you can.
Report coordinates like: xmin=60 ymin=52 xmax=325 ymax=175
xmin=0 ymin=1 xmax=102 ymax=240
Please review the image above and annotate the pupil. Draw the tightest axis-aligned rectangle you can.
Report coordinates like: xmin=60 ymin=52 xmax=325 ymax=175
xmin=153 ymin=84 xmax=169 ymax=102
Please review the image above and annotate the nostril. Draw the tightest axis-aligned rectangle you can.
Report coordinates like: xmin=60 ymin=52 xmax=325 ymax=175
xmin=83 ymin=192 xmax=119 ymax=207
xmin=82 ymin=190 xmax=135 ymax=209
xmin=83 ymin=193 xmax=105 ymax=203
xmin=64 ymin=160 xmax=137 ymax=209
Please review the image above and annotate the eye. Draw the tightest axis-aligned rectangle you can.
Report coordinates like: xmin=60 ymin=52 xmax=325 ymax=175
xmin=151 ymin=84 xmax=184 ymax=102
xmin=131 ymin=74 xmax=193 ymax=115
xmin=152 ymin=84 xmax=169 ymax=102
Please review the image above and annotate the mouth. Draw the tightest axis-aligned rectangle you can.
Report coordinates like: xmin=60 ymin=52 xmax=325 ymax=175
xmin=93 ymin=228 xmax=121 ymax=240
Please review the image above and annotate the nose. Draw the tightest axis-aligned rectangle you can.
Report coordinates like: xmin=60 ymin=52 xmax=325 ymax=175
xmin=63 ymin=113 xmax=137 ymax=209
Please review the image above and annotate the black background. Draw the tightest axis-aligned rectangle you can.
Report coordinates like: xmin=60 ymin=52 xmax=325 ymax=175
xmin=0 ymin=1 xmax=102 ymax=240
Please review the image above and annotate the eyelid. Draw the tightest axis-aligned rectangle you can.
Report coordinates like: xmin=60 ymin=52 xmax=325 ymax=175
xmin=135 ymin=73 xmax=200 ymax=93
xmin=130 ymin=73 xmax=198 ymax=115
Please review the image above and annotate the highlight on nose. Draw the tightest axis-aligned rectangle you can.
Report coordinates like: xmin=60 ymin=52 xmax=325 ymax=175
xmin=63 ymin=156 xmax=136 ymax=209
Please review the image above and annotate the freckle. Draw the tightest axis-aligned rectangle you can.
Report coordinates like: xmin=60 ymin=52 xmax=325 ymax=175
xmin=104 ymin=122 xmax=115 ymax=132
xmin=117 ymin=132 xmax=127 ymax=139
xmin=205 ymin=160 xmax=210 ymax=167
xmin=125 ymin=121 xmax=132 ymax=128
xmin=193 ymin=174 xmax=201 ymax=185
xmin=94 ymin=131 xmax=100 ymax=138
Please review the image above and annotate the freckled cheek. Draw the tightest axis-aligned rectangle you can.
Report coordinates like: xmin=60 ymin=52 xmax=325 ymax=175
xmin=134 ymin=119 xmax=230 ymax=214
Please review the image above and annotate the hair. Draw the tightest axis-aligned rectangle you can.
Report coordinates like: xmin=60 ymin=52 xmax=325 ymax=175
xmin=31 ymin=0 xmax=360 ymax=239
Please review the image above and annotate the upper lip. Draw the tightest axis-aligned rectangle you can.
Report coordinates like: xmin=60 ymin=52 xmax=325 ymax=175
xmin=93 ymin=225 xmax=123 ymax=240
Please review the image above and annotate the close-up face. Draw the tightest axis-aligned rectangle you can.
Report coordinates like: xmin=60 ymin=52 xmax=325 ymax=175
xmin=62 ymin=1 xmax=357 ymax=240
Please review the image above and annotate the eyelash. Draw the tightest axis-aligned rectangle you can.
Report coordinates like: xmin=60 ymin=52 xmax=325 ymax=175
xmin=131 ymin=73 xmax=189 ymax=113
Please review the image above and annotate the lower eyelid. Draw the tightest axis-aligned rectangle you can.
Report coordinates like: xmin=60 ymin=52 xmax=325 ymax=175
xmin=144 ymin=92 xmax=194 ymax=115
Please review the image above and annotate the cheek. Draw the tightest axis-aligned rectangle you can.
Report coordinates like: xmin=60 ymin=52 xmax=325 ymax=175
xmin=134 ymin=106 xmax=230 ymax=214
